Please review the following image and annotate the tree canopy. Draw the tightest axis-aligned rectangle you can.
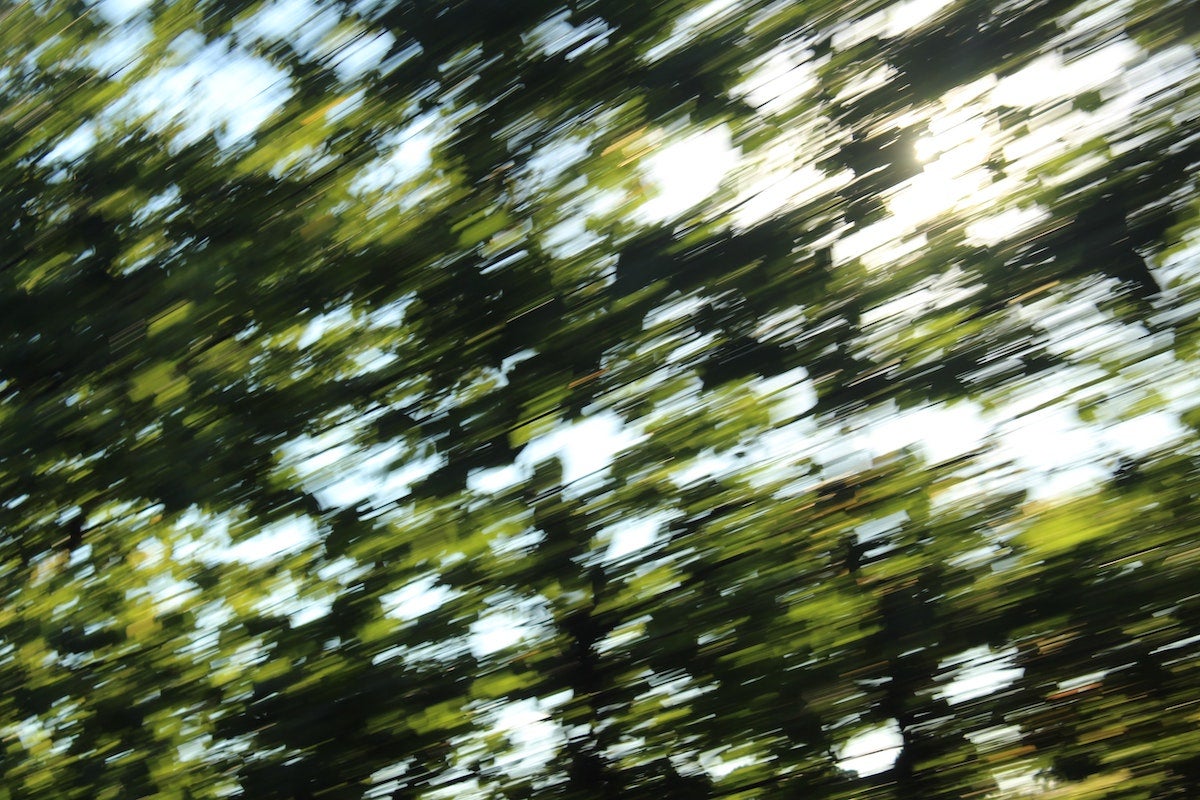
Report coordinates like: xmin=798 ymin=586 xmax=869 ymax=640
xmin=2 ymin=0 xmax=1199 ymax=798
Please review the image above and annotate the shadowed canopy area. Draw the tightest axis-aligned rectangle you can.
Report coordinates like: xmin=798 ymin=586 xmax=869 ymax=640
xmin=1 ymin=0 xmax=1199 ymax=798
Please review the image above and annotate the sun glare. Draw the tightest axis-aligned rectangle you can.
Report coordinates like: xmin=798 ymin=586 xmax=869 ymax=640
xmin=891 ymin=111 xmax=996 ymax=228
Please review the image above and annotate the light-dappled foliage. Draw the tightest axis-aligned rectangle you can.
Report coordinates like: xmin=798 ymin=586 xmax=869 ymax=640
xmin=2 ymin=0 xmax=1199 ymax=798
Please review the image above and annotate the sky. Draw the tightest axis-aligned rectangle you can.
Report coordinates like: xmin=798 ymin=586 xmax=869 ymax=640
xmin=68 ymin=0 xmax=1200 ymax=783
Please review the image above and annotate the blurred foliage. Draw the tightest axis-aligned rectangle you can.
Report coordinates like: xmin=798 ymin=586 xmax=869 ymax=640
xmin=1 ymin=0 xmax=1199 ymax=797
